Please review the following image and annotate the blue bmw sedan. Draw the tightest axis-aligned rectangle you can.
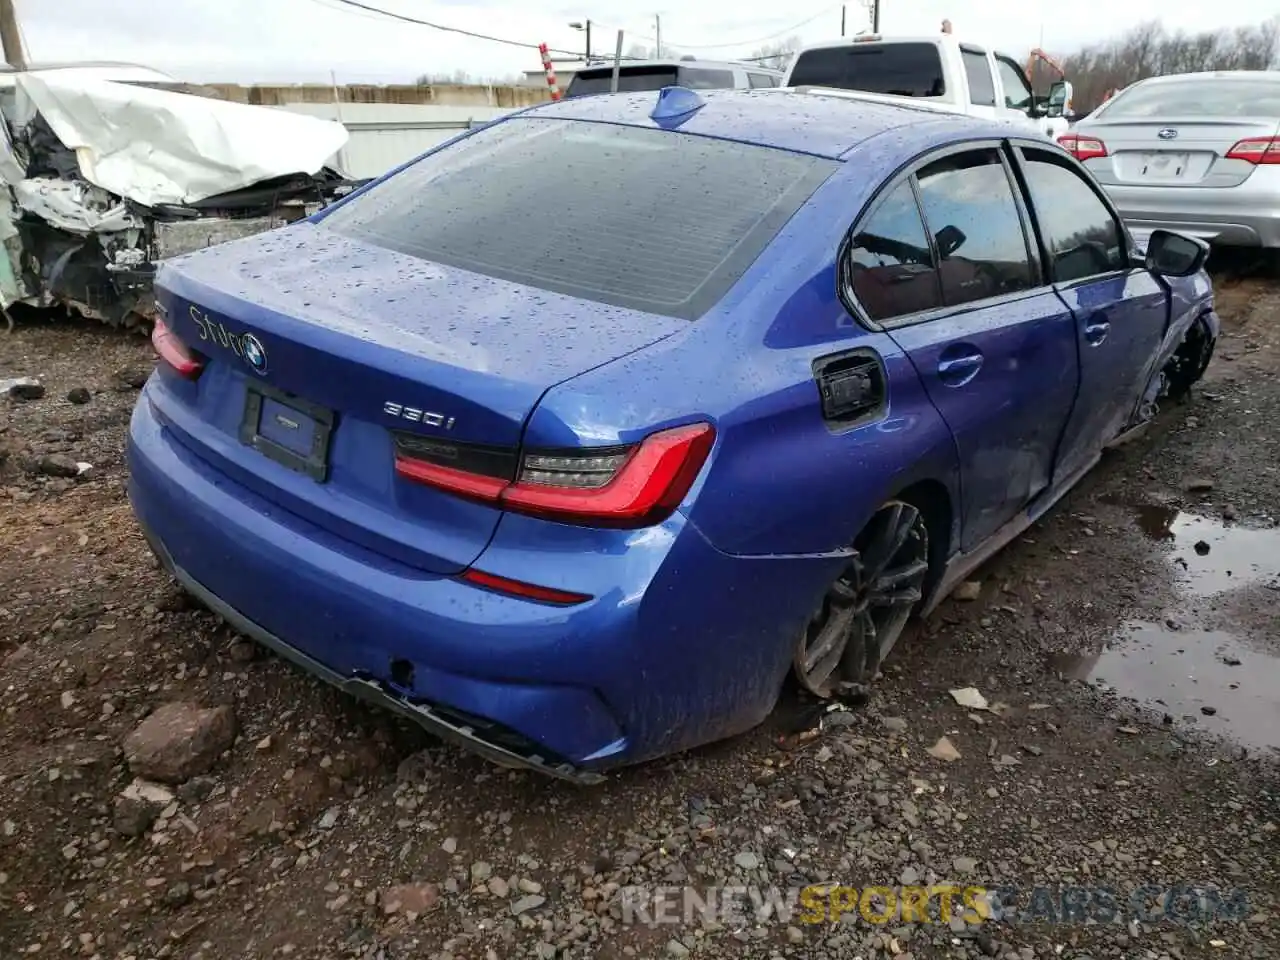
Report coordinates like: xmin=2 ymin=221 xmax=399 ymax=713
xmin=128 ymin=85 xmax=1219 ymax=783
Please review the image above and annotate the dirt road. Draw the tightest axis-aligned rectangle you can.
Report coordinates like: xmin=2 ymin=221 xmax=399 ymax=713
xmin=1 ymin=276 xmax=1277 ymax=960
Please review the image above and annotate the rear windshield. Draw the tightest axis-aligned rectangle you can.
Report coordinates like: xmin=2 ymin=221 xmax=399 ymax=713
xmin=1101 ymin=79 xmax=1280 ymax=118
xmin=566 ymin=66 xmax=678 ymax=97
xmin=788 ymin=42 xmax=946 ymax=97
xmin=318 ymin=118 xmax=837 ymax=320
xmin=565 ymin=65 xmax=737 ymax=98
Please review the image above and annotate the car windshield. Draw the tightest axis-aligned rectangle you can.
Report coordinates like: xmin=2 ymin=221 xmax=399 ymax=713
xmin=788 ymin=43 xmax=946 ymax=97
xmin=1101 ymin=79 xmax=1280 ymax=118
xmin=318 ymin=118 xmax=837 ymax=320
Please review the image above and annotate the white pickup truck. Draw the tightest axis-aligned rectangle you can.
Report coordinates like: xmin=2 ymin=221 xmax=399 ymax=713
xmin=782 ymin=35 xmax=1072 ymax=141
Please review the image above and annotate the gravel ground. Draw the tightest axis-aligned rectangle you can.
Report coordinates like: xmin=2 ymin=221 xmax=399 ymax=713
xmin=1 ymin=273 xmax=1278 ymax=960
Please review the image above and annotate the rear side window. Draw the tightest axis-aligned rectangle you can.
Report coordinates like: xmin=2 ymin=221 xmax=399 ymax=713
xmin=846 ymin=181 xmax=943 ymax=322
xmin=961 ymin=49 xmax=996 ymax=107
xmin=914 ymin=149 xmax=1034 ymax=306
xmin=748 ymin=72 xmax=778 ymax=89
xmin=1019 ymin=150 xmax=1126 ymax=282
xmin=788 ymin=43 xmax=946 ymax=97
xmin=319 ymin=119 xmax=837 ymax=321
xmin=1101 ymin=79 xmax=1280 ymax=118
xmin=678 ymin=67 xmax=736 ymax=89
xmin=565 ymin=67 xmax=678 ymax=97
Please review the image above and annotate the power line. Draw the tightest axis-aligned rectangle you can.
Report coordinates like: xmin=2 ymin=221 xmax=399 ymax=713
xmin=311 ymin=0 xmax=588 ymax=58
xmin=657 ymin=6 xmax=840 ymax=51
xmin=309 ymin=0 xmax=814 ymax=67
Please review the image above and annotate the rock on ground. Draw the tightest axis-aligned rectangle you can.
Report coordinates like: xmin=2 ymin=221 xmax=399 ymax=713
xmin=123 ymin=702 xmax=237 ymax=784
xmin=380 ymin=882 xmax=439 ymax=915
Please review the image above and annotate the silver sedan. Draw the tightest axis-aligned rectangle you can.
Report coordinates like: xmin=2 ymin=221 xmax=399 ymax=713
xmin=1058 ymin=71 xmax=1280 ymax=249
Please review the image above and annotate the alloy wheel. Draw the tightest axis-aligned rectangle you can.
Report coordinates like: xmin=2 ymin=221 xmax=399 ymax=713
xmin=794 ymin=499 xmax=930 ymax=698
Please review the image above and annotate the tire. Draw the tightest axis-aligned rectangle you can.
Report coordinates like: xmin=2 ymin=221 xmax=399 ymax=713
xmin=1164 ymin=314 xmax=1216 ymax=402
xmin=792 ymin=498 xmax=932 ymax=698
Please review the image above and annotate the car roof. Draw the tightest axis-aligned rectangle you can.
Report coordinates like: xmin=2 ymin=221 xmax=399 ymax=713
xmin=1126 ymin=70 xmax=1280 ymax=85
xmin=524 ymin=87 xmax=1000 ymax=159
xmin=793 ymin=35 xmax=1022 ymax=65
xmin=0 ymin=61 xmax=179 ymax=86
xmin=798 ymin=35 xmax=947 ymax=52
xmin=575 ymin=58 xmax=782 ymax=75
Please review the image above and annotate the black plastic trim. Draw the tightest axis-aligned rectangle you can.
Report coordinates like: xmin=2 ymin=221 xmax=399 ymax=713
xmin=813 ymin=348 xmax=888 ymax=433
xmin=393 ymin=431 xmax=519 ymax=481
xmin=239 ymin=381 xmax=335 ymax=483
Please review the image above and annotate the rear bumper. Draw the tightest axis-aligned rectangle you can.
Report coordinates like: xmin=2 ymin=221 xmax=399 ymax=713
xmin=1103 ymin=179 xmax=1280 ymax=248
xmin=127 ymin=384 xmax=840 ymax=777
xmin=141 ymin=526 xmax=606 ymax=784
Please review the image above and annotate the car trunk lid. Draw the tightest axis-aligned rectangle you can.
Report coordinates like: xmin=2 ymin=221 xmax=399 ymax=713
xmin=1087 ymin=117 xmax=1280 ymax=187
xmin=152 ymin=224 xmax=684 ymax=575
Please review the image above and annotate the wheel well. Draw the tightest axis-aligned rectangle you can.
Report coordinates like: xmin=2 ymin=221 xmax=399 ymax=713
xmin=893 ymin=479 xmax=953 ymax=590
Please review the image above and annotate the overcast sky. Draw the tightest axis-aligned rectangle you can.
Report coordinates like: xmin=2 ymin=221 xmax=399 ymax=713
xmin=19 ymin=0 xmax=1277 ymax=84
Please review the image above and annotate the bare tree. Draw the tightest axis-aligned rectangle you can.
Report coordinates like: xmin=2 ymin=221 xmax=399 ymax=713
xmin=749 ymin=35 xmax=803 ymax=72
xmin=416 ymin=69 xmax=474 ymax=85
xmin=1058 ymin=18 xmax=1280 ymax=112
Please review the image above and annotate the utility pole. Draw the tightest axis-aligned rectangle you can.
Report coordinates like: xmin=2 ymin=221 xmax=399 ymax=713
xmin=569 ymin=20 xmax=593 ymax=62
xmin=0 ymin=0 xmax=26 ymax=71
xmin=871 ymin=0 xmax=880 ymax=33
xmin=841 ymin=5 xmax=846 ymax=36
xmin=654 ymin=15 xmax=661 ymax=58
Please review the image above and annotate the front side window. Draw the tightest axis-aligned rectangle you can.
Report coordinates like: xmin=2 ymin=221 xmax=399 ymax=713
xmin=846 ymin=181 xmax=942 ymax=322
xmin=961 ymin=49 xmax=996 ymax=107
xmin=914 ymin=149 xmax=1035 ymax=306
xmin=1019 ymin=149 xmax=1127 ymax=282
xmin=996 ymin=57 xmax=1033 ymax=112
xmin=318 ymin=118 xmax=837 ymax=321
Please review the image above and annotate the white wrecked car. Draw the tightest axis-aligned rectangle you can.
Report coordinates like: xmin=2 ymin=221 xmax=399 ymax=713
xmin=0 ymin=62 xmax=361 ymax=327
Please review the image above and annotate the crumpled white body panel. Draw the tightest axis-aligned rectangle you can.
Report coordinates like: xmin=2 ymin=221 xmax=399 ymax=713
xmin=14 ymin=178 xmax=141 ymax=234
xmin=15 ymin=74 xmax=350 ymax=207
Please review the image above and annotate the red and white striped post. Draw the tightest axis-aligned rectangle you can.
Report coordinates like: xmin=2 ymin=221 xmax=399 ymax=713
xmin=538 ymin=43 xmax=561 ymax=100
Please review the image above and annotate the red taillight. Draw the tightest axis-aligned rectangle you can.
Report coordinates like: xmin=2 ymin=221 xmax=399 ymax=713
xmin=393 ymin=456 xmax=509 ymax=501
xmin=1225 ymin=137 xmax=1280 ymax=165
xmin=1058 ymin=133 xmax=1108 ymax=162
xmin=460 ymin=568 xmax=591 ymax=605
xmin=393 ymin=422 xmax=716 ymax=529
xmin=151 ymin=317 xmax=204 ymax=380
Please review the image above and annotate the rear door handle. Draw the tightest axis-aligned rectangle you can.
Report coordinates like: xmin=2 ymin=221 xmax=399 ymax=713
xmin=1084 ymin=318 xmax=1111 ymax=345
xmin=937 ymin=347 xmax=984 ymax=386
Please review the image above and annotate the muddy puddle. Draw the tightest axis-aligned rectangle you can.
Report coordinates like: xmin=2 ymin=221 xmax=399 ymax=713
xmin=1054 ymin=508 xmax=1280 ymax=754
xmin=1133 ymin=505 xmax=1280 ymax=596
xmin=1050 ymin=623 xmax=1279 ymax=753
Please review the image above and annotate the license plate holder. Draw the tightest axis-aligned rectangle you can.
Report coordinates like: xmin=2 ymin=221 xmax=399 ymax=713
xmin=1142 ymin=151 xmax=1188 ymax=177
xmin=239 ymin=382 xmax=335 ymax=482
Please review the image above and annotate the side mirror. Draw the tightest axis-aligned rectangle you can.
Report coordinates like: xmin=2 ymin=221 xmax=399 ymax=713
xmin=935 ymin=224 xmax=966 ymax=258
xmin=1045 ymin=80 xmax=1072 ymax=118
xmin=1145 ymin=229 xmax=1209 ymax=277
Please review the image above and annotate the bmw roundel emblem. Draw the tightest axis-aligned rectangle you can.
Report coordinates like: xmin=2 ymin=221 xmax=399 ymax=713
xmin=241 ymin=333 xmax=268 ymax=375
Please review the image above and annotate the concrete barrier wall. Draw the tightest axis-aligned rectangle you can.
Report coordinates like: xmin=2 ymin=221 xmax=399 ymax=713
xmin=208 ymin=83 xmax=551 ymax=108
xmin=202 ymin=83 xmax=554 ymax=180
xmin=270 ymin=101 xmax=519 ymax=180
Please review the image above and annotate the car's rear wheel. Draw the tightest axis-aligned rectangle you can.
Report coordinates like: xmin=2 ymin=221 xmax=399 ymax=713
xmin=793 ymin=499 xmax=930 ymax=698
